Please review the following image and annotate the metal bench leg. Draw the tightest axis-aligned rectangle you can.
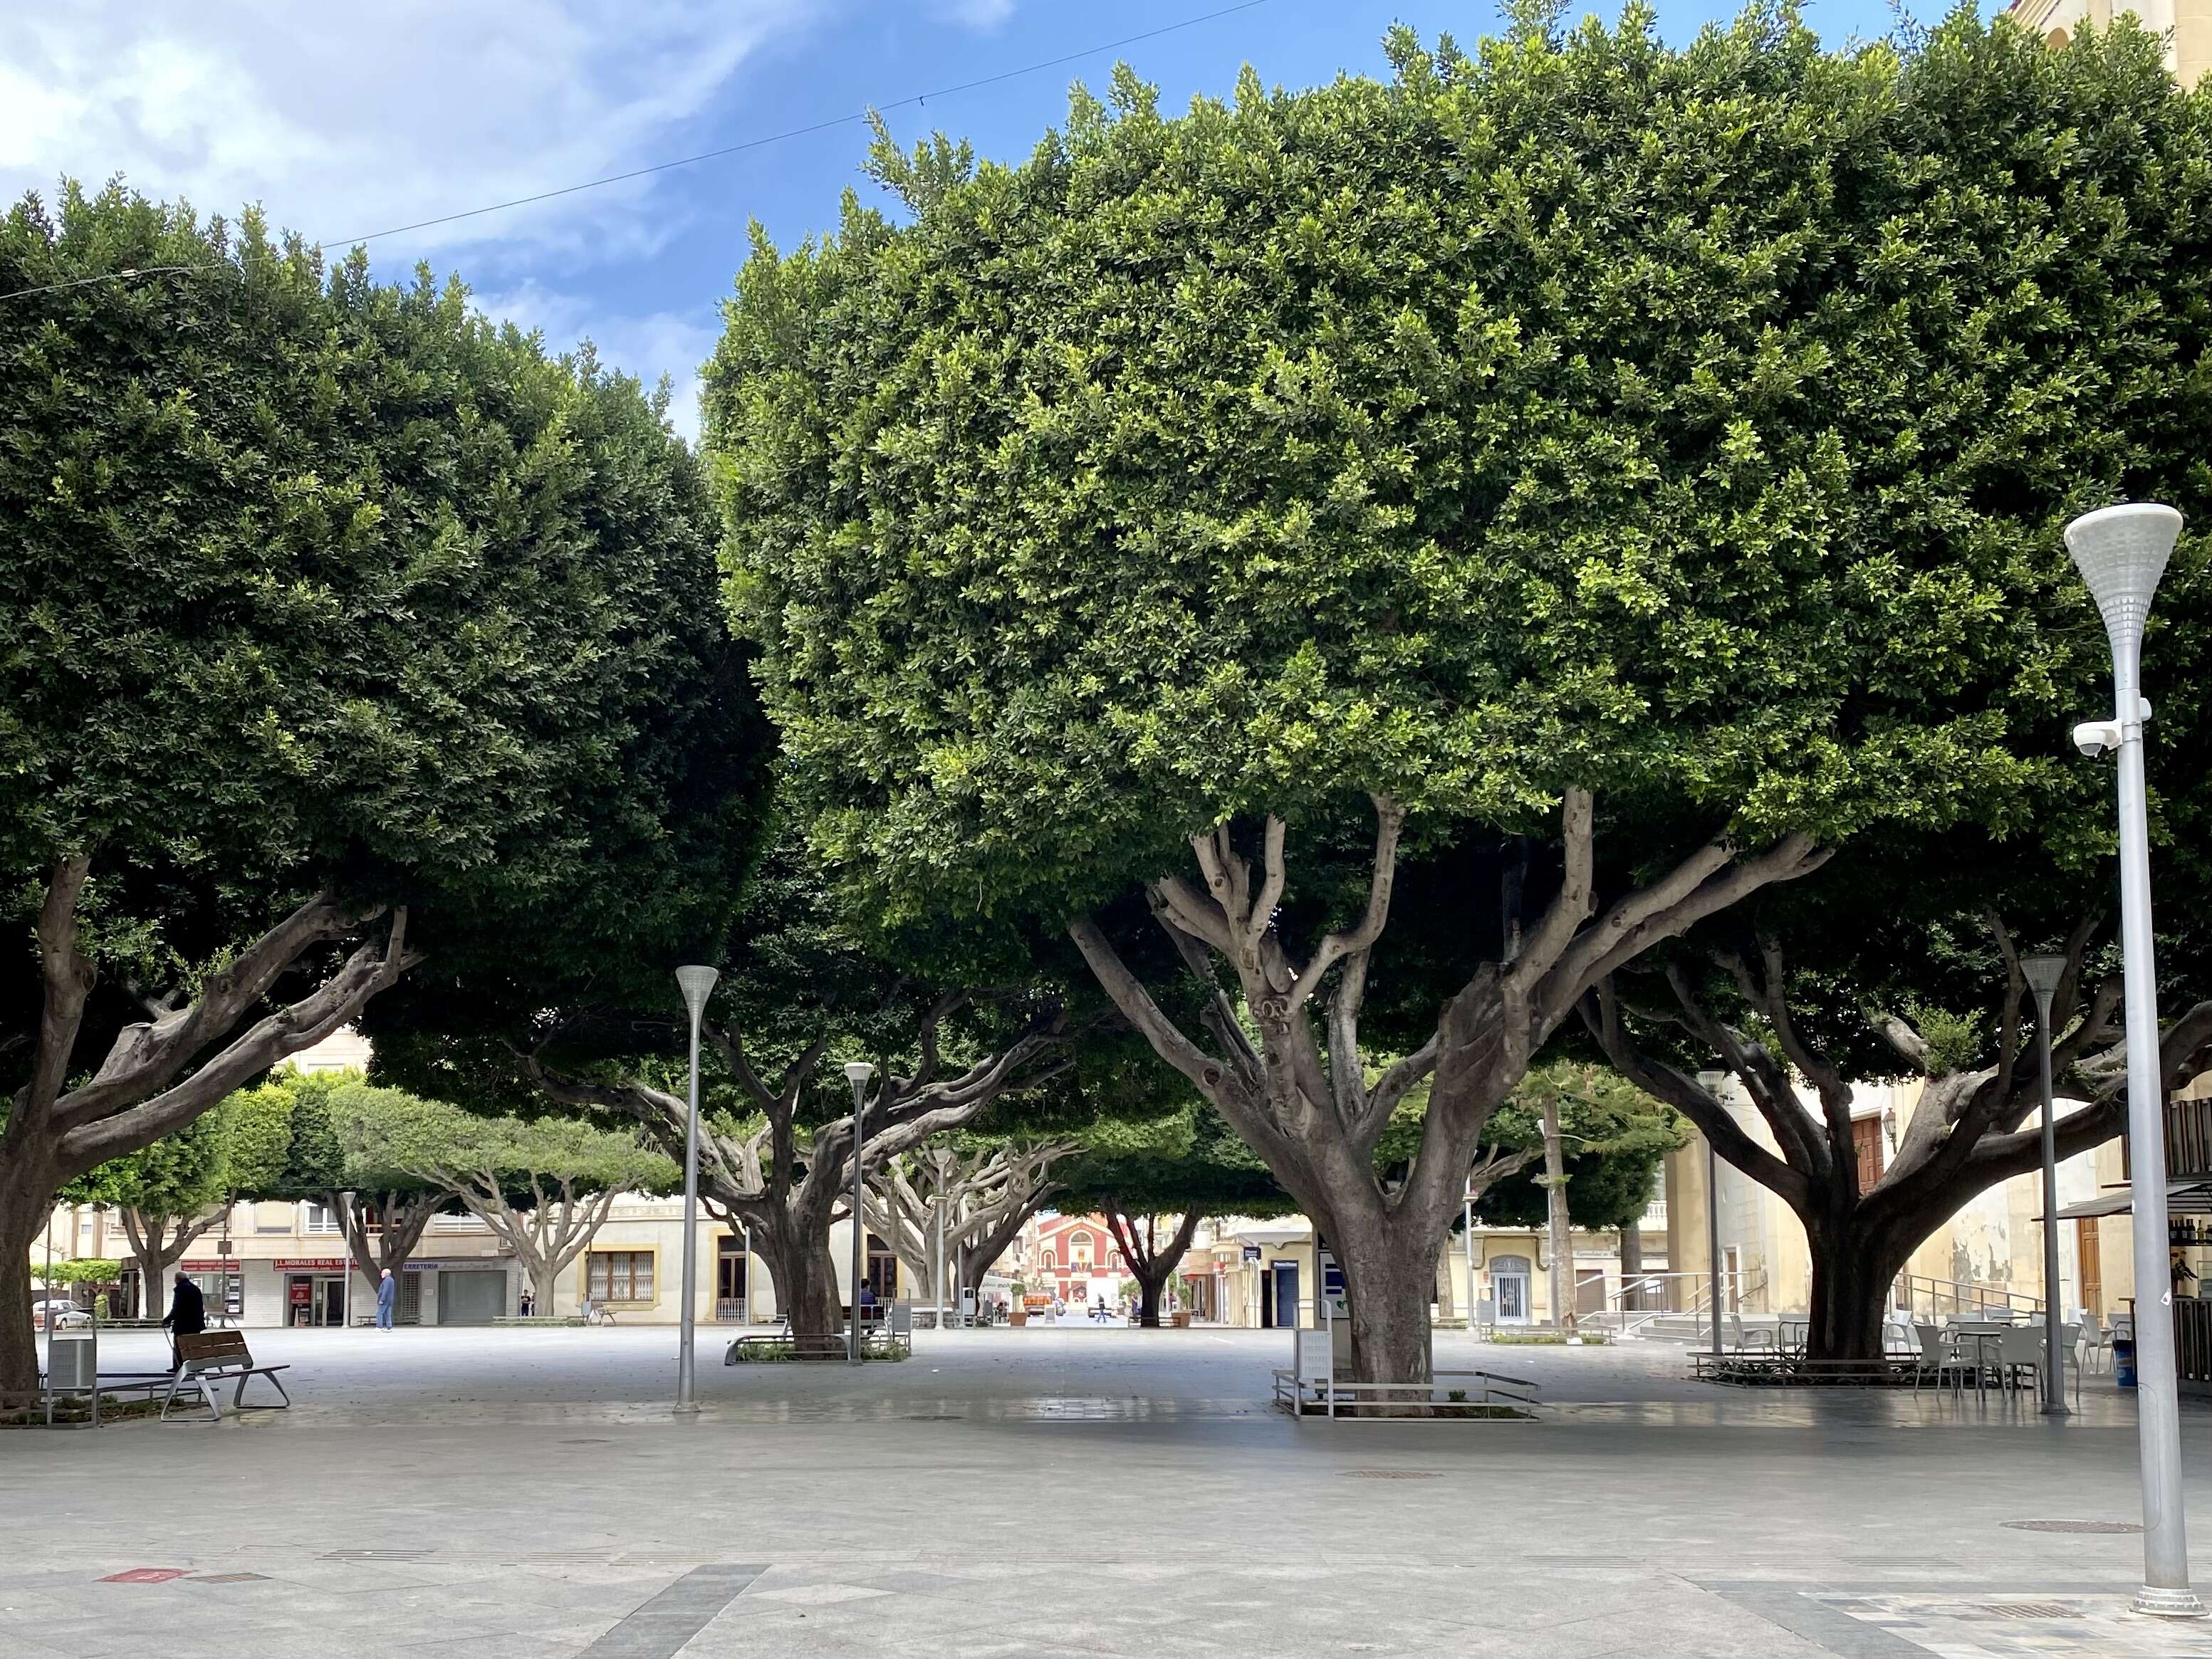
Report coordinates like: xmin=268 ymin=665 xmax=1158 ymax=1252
xmin=233 ymin=1371 xmax=290 ymax=1411
xmin=161 ymin=1373 xmax=217 ymax=1423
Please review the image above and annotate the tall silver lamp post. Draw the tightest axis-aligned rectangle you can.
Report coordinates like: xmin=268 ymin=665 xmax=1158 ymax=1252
xmin=674 ymin=964 xmax=719 ymax=1415
xmin=934 ymin=1188 xmax=947 ymax=1334
xmin=2022 ymin=953 xmax=2070 ymax=1418
xmin=845 ymin=1062 xmax=875 ymax=1366
xmin=2064 ymin=501 xmax=2198 ymax=1617
xmin=1462 ymin=1183 xmax=1477 ymax=1332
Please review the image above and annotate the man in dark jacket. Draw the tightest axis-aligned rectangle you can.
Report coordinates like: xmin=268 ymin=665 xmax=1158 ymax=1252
xmin=162 ymin=1274 xmax=207 ymax=1367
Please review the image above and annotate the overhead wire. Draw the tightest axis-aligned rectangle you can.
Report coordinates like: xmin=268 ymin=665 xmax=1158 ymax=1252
xmin=311 ymin=0 xmax=1279 ymax=252
xmin=0 ymin=0 xmax=1280 ymax=304
xmin=0 ymin=263 xmax=223 ymax=303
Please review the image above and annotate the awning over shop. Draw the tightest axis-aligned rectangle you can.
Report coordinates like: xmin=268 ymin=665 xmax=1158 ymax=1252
xmin=2052 ymin=1181 xmax=2212 ymax=1221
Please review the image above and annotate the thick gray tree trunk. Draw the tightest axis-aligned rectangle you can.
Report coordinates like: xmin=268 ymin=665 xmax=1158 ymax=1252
xmin=519 ymin=1006 xmax=1073 ymax=1352
xmin=1071 ymin=795 xmax=1824 ymax=1396
xmin=1 ymin=858 xmax=414 ymax=1401
xmin=1542 ymin=1097 xmax=1572 ymax=1331
xmin=0 ymin=1158 xmax=52 ymax=1406
xmin=1588 ymin=928 xmax=2212 ymax=1366
xmin=1619 ymin=1221 xmax=1644 ymax=1313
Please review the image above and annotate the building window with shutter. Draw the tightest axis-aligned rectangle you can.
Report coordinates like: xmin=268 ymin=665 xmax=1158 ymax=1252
xmin=588 ymin=1250 xmax=655 ymax=1304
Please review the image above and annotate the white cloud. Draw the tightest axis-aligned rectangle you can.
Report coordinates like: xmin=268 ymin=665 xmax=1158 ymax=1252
xmin=0 ymin=1 xmax=815 ymax=271
xmin=478 ymin=280 xmax=721 ymax=444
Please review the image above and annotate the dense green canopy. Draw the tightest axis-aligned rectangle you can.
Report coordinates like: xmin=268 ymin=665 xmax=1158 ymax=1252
xmin=3 ymin=179 xmax=761 ymax=1065
xmin=707 ymin=10 xmax=2208 ymax=931
xmin=0 ymin=181 xmax=762 ymax=1395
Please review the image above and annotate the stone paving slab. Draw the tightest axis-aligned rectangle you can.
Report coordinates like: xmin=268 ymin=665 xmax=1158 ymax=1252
xmin=11 ymin=1326 xmax=2212 ymax=1656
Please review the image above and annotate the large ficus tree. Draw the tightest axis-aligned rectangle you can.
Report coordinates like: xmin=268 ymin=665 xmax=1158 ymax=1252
xmin=1050 ymin=1102 xmax=1298 ymax=1326
xmin=63 ymin=1082 xmax=293 ymax=1319
xmin=337 ymin=1089 xmax=679 ymax=1318
xmin=1587 ymin=839 xmax=2212 ymax=1361
xmin=706 ymin=14 xmax=2212 ymax=1383
xmin=374 ymin=834 xmax=1101 ymax=1344
xmin=0 ymin=184 xmax=761 ymax=1397
xmin=860 ymin=1138 xmax=1083 ymax=1311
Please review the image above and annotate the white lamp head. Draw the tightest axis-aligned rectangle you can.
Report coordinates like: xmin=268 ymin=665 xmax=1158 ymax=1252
xmin=2020 ymin=953 xmax=2067 ymax=1006
xmin=843 ymin=1061 xmax=876 ymax=1086
xmin=2065 ymin=502 xmax=2182 ymax=660
xmin=674 ymin=965 xmax=719 ymax=1023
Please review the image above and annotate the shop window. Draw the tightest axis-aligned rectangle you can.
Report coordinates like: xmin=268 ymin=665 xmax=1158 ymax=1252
xmin=588 ymin=1250 xmax=654 ymax=1303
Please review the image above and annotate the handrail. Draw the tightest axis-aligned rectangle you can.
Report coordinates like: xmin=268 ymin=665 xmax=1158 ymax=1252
xmin=1592 ymin=1269 xmax=1767 ymax=1338
xmin=1272 ymin=1366 xmax=1540 ymax=1418
xmin=1897 ymin=1274 xmax=2043 ymax=1323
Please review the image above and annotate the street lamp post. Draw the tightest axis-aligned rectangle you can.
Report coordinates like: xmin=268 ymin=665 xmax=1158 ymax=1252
xmin=1706 ymin=1139 xmax=1723 ymax=1361
xmin=845 ymin=1062 xmax=875 ymax=1366
xmin=674 ymin=965 xmax=720 ymax=1415
xmin=934 ymin=1188 xmax=947 ymax=1334
xmin=340 ymin=1188 xmax=356 ymax=1331
xmin=2023 ymin=954 xmax=2070 ymax=1418
xmin=2064 ymin=501 xmax=2199 ymax=1617
xmin=1462 ymin=1185 xmax=1477 ymax=1332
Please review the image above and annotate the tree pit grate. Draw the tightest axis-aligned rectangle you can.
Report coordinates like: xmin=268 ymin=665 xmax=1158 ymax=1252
xmin=2000 ymin=1519 xmax=2144 ymax=1534
xmin=1338 ymin=1470 xmax=1441 ymax=1480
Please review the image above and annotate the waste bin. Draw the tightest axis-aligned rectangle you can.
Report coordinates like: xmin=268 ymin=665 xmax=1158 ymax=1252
xmin=47 ymin=1323 xmax=96 ymax=1391
xmin=2114 ymin=1336 xmax=2137 ymax=1388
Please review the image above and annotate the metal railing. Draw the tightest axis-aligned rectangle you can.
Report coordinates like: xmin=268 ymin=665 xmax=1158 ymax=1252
xmin=1587 ymin=1270 xmax=1768 ymax=1338
xmin=1896 ymin=1275 xmax=2043 ymax=1324
xmin=1273 ymin=1366 xmax=1540 ymax=1419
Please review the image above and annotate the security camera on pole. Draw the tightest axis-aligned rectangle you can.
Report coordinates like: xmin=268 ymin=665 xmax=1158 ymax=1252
xmin=2063 ymin=501 xmax=2200 ymax=1618
xmin=674 ymin=965 xmax=719 ymax=1415
xmin=845 ymin=1062 xmax=875 ymax=1366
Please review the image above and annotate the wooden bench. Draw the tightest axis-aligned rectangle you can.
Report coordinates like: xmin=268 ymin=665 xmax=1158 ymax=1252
xmin=162 ymin=1331 xmax=292 ymax=1422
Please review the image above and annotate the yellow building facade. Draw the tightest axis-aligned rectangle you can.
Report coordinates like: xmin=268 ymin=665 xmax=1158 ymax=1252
xmin=2008 ymin=0 xmax=2212 ymax=87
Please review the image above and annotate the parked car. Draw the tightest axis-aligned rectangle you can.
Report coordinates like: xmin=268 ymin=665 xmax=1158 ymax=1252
xmin=32 ymin=1297 xmax=78 ymax=1325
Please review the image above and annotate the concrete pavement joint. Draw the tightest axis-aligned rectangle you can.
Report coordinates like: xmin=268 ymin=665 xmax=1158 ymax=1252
xmin=575 ymin=1564 xmax=767 ymax=1658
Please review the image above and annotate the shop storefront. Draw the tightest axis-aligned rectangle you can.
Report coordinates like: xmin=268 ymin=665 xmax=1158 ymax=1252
xmin=176 ymin=1258 xmax=246 ymax=1322
xmin=277 ymin=1257 xmax=351 ymax=1326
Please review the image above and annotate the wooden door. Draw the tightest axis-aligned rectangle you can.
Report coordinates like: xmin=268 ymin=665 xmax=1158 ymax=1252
xmin=2077 ymin=1219 xmax=2104 ymax=1317
xmin=1852 ymin=1116 xmax=1884 ymax=1191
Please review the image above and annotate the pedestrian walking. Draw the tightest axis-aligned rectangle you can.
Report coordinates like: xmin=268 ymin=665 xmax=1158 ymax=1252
xmin=519 ymin=1286 xmax=536 ymax=1319
xmin=161 ymin=1273 xmax=206 ymax=1368
xmin=376 ymin=1267 xmax=397 ymax=1330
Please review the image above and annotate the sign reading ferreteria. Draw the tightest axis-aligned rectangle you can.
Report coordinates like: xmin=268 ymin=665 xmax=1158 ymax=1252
xmin=225 ymin=1257 xmax=499 ymax=1272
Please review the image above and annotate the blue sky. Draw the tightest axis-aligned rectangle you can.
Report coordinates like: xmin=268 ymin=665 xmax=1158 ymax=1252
xmin=3 ymin=0 xmax=1979 ymax=440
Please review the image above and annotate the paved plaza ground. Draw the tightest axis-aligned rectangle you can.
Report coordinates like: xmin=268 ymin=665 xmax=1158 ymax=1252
xmin=9 ymin=1324 xmax=2212 ymax=1658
